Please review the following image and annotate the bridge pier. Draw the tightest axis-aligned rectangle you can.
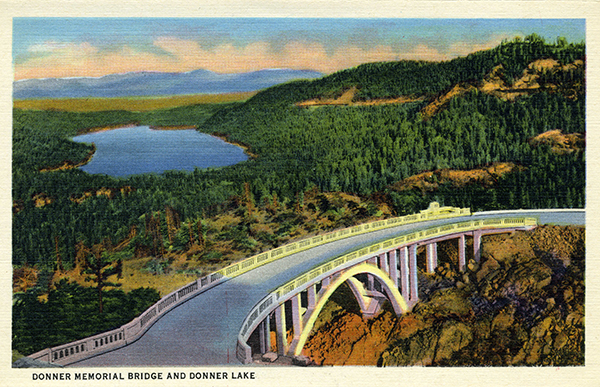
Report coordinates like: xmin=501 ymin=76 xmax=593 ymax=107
xmin=408 ymin=244 xmax=418 ymax=305
xmin=426 ymin=242 xmax=438 ymax=273
xmin=367 ymin=273 xmax=375 ymax=291
xmin=399 ymin=247 xmax=409 ymax=301
xmin=458 ymin=234 xmax=466 ymax=271
xmin=473 ymin=230 xmax=482 ymax=263
xmin=274 ymin=303 xmax=287 ymax=355
xmin=291 ymin=294 xmax=303 ymax=342
xmin=378 ymin=252 xmax=389 ymax=275
xmin=389 ymin=250 xmax=399 ymax=289
xmin=258 ymin=316 xmax=271 ymax=353
xmin=307 ymin=284 xmax=316 ymax=309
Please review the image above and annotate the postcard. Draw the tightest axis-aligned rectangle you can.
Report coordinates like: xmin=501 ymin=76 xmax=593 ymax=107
xmin=1 ymin=1 xmax=598 ymax=386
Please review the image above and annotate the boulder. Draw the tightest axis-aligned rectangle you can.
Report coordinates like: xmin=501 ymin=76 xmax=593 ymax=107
xmin=380 ymin=328 xmax=438 ymax=366
xmin=261 ymin=352 xmax=278 ymax=363
xmin=413 ymin=288 xmax=472 ymax=320
xmin=292 ymin=355 xmax=312 ymax=366
xmin=433 ymin=322 xmax=473 ymax=363
xmin=553 ymin=330 xmax=569 ymax=351
xmin=491 ymin=307 xmax=515 ymax=331
xmin=476 ymin=257 xmax=501 ymax=283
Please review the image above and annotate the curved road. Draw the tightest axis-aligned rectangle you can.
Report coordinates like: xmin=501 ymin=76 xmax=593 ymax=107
xmin=73 ymin=210 xmax=584 ymax=366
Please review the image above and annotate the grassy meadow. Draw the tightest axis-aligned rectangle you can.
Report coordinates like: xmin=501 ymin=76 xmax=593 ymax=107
xmin=13 ymin=91 xmax=257 ymax=112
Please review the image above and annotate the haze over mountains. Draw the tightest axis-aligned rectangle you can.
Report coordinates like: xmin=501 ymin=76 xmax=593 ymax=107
xmin=13 ymin=69 xmax=324 ymax=99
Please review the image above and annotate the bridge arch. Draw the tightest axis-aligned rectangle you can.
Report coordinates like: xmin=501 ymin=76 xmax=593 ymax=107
xmin=290 ymin=263 xmax=409 ymax=356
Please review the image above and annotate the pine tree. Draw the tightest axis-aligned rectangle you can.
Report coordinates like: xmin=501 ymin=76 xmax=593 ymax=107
xmin=81 ymin=241 xmax=123 ymax=314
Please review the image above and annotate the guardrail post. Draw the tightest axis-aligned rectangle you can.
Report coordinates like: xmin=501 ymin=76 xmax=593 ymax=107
xmin=426 ymin=242 xmax=438 ymax=273
xmin=409 ymin=244 xmax=418 ymax=303
xmin=458 ymin=234 xmax=466 ymax=271
xmin=388 ymin=250 xmax=399 ymax=289
xmin=275 ymin=304 xmax=287 ymax=355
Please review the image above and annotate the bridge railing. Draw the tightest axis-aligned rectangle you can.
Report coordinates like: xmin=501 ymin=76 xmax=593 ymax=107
xmin=27 ymin=202 xmax=469 ymax=365
xmin=236 ymin=216 xmax=537 ymax=362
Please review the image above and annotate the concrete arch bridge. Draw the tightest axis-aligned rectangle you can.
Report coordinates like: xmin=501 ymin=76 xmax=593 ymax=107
xmin=235 ymin=215 xmax=536 ymax=363
xmin=27 ymin=203 xmax=583 ymax=366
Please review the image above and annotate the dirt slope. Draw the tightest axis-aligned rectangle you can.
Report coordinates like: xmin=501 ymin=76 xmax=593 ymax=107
xmin=529 ymin=129 xmax=585 ymax=154
xmin=389 ymin=162 xmax=522 ymax=194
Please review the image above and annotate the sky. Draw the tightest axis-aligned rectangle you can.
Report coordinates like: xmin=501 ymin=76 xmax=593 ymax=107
xmin=12 ymin=18 xmax=585 ymax=80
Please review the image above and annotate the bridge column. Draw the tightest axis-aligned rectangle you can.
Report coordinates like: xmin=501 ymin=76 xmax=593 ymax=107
xmin=367 ymin=274 xmax=375 ymax=291
xmin=388 ymin=250 xmax=399 ymax=289
xmin=307 ymin=284 xmax=316 ymax=310
xmin=367 ymin=257 xmax=378 ymax=266
xmin=399 ymin=246 xmax=409 ymax=300
xmin=458 ymin=234 xmax=466 ymax=271
xmin=259 ymin=316 xmax=271 ymax=354
xmin=426 ymin=242 xmax=438 ymax=273
xmin=378 ymin=252 xmax=389 ymax=275
xmin=291 ymin=294 xmax=303 ymax=341
xmin=473 ymin=230 xmax=482 ymax=263
xmin=321 ymin=276 xmax=331 ymax=288
xmin=274 ymin=304 xmax=287 ymax=355
xmin=408 ymin=244 xmax=418 ymax=304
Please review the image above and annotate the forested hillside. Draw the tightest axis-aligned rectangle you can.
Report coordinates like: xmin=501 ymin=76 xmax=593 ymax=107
xmin=12 ymin=36 xmax=585 ymax=356
xmin=13 ymin=34 xmax=585 ymax=272
xmin=200 ymin=34 xmax=584 ymax=207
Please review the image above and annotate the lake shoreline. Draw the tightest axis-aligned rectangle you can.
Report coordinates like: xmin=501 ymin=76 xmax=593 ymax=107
xmin=61 ymin=124 xmax=255 ymax=175
xmin=76 ymin=123 xmax=139 ymax=136
xmin=76 ymin=123 xmax=198 ymax=136
xmin=67 ymin=125 xmax=250 ymax=176
xmin=148 ymin=125 xmax=197 ymax=131
xmin=40 ymin=144 xmax=97 ymax=172
xmin=210 ymin=132 xmax=258 ymax=159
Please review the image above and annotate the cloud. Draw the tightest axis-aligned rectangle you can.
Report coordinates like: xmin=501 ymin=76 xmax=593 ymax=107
xmin=26 ymin=41 xmax=98 ymax=55
xmin=152 ymin=37 xmax=448 ymax=74
xmin=447 ymin=34 xmax=511 ymax=57
xmin=13 ymin=36 xmax=491 ymax=80
xmin=396 ymin=44 xmax=449 ymax=62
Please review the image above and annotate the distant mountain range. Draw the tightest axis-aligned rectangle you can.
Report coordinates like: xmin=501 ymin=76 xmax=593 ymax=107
xmin=13 ymin=69 xmax=324 ymax=99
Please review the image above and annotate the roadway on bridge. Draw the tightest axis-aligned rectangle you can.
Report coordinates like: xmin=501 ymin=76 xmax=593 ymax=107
xmin=73 ymin=210 xmax=584 ymax=366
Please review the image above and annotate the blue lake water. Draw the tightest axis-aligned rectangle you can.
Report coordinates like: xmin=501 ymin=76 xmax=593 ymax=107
xmin=72 ymin=126 xmax=248 ymax=177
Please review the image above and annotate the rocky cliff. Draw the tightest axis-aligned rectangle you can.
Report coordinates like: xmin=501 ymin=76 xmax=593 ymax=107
xmin=302 ymin=225 xmax=584 ymax=366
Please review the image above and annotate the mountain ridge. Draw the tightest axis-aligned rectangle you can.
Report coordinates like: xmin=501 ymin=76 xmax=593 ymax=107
xmin=13 ymin=69 xmax=324 ymax=99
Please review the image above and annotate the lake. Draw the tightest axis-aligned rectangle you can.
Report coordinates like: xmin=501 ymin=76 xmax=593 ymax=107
xmin=72 ymin=126 xmax=248 ymax=177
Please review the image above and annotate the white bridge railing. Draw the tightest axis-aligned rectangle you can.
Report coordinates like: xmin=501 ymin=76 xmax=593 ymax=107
xmin=27 ymin=202 xmax=469 ymax=366
xmin=235 ymin=216 xmax=537 ymax=362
